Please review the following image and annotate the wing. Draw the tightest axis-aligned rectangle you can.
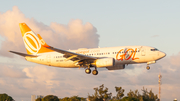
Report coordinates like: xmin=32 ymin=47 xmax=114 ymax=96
xmin=9 ymin=51 xmax=38 ymax=57
xmin=37 ymin=34 xmax=97 ymax=66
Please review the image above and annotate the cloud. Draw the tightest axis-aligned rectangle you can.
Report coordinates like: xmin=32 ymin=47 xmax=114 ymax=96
xmin=0 ymin=56 xmax=179 ymax=101
xmin=0 ymin=6 xmax=99 ymax=57
xmin=0 ymin=65 xmax=26 ymax=78
xmin=0 ymin=6 xmax=179 ymax=101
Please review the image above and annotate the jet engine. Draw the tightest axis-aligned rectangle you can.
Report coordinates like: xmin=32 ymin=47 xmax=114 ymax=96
xmin=94 ymin=58 xmax=115 ymax=68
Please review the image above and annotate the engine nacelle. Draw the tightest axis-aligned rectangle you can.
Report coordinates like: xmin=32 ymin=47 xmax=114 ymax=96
xmin=106 ymin=64 xmax=125 ymax=70
xmin=95 ymin=58 xmax=115 ymax=68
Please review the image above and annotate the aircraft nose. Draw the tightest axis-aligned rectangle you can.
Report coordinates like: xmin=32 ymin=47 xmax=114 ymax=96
xmin=159 ymin=51 xmax=166 ymax=58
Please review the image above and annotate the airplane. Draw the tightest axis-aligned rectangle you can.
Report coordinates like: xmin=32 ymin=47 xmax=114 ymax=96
xmin=9 ymin=23 xmax=166 ymax=75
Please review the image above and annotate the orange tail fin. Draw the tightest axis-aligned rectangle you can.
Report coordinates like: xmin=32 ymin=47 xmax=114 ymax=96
xmin=19 ymin=23 xmax=53 ymax=55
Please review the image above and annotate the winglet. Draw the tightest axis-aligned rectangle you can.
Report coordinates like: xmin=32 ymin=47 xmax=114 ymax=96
xmin=37 ymin=34 xmax=51 ymax=48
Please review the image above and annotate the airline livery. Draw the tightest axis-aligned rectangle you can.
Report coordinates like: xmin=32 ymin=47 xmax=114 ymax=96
xmin=10 ymin=23 xmax=166 ymax=75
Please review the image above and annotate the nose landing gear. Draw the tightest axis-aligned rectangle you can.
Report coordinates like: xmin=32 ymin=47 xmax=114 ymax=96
xmin=146 ymin=61 xmax=156 ymax=70
xmin=146 ymin=65 xmax=150 ymax=70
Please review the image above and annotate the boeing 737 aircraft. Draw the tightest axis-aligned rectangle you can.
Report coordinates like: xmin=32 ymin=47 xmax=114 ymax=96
xmin=10 ymin=23 xmax=166 ymax=75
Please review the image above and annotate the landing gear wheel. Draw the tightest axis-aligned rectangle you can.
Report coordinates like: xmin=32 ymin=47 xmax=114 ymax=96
xmin=85 ymin=69 xmax=91 ymax=74
xmin=146 ymin=66 xmax=150 ymax=70
xmin=92 ymin=70 xmax=98 ymax=75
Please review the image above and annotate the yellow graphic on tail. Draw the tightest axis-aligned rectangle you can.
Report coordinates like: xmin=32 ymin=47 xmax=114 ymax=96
xmin=19 ymin=23 xmax=53 ymax=55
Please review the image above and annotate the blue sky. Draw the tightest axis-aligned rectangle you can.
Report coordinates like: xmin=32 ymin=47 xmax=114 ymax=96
xmin=0 ymin=0 xmax=180 ymax=101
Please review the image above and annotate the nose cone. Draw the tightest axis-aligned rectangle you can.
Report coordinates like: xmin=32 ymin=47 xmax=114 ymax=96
xmin=159 ymin=51 xmax=166 ymax=59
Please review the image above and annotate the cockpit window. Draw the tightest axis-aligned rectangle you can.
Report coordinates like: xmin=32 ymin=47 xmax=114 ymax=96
xmin=151 ymin=48 xmax=159 ymax=51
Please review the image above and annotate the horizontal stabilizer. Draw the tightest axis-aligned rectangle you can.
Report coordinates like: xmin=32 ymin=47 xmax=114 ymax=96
xmin=9 ymin=51 xmax=38 ymax=57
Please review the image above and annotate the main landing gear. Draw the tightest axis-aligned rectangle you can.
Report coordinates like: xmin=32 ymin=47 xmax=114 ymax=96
xmin=85 ymin=68 xmax=91 ymax=74
xmin=85 ymin=66 xmax=98 ymax=75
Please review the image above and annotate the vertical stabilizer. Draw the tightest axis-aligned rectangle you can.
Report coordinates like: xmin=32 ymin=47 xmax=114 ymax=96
xmin=19 ymin=23 xmax=53 ymax=55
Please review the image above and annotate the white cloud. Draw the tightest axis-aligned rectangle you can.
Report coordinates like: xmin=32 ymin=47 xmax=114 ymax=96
xmin=0 ymin=58 xmax=179 ymax=101
xmin=0 ymin=65 xmax=26 ymax=78
xmin=0 ymin=6 xmax=179 ymax=101
xmin=0 ymin=6 xmax=99 ymax=57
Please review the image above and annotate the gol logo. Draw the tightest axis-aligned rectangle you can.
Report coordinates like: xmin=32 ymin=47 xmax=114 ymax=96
xmin=116 ymin=48 xmax=139 ymax=61
xmin=23 ymin=31 xmax=41 ymax=54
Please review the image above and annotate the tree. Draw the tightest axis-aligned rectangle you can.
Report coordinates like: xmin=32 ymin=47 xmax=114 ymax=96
xmin=121 ymin=97 xmax=139 ymax=101
xmin=59 ymin=97 xmax=69 ymax=101
xmin=59 ymin=96 xmax=85 ymax=101
xmin=88 ymin=84 xmax=112 ymax=101
xmin=127 ymin=89 xmax=141 ymax=100
xmin=59 ymin=97 xmax=70 ymax=101
xmin=0 ymin=93 xmax=14 ymax=101
xmin=69 ymin=96 xmax=85 ymax=101
xmin=126 ymin=87 xmax=158 ymax=101
xmin=141 ymin=87 xmax=158 ymax=101
xmin=36 ymin=98 xmax=42 ymax=101
xmin=42 ymin=95 xmax=59 ymax=101
xmin=111 ymin=86 xmax=125 ymax=101
xmin=115 ymin=86 xmax=125 ymax=100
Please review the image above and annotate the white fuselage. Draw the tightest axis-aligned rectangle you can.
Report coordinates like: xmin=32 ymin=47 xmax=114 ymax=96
xmin=25 ymin=46 xmax=166 ymax=68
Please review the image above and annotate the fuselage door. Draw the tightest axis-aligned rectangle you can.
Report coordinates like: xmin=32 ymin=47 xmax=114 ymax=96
xmin=141 ymin=49 xmax=146 ymax=56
